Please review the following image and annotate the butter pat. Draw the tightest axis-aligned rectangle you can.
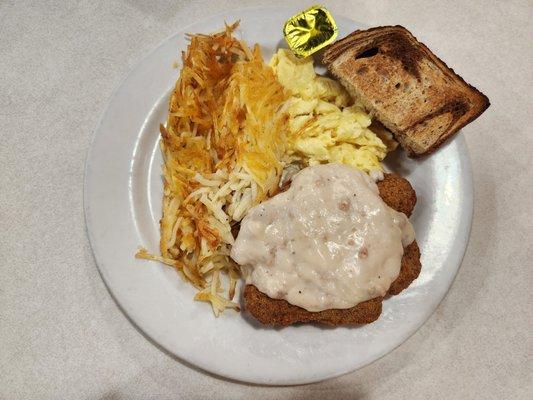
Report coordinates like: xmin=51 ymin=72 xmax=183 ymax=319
xmin=283 ymin=5 xmax=338 ymax=58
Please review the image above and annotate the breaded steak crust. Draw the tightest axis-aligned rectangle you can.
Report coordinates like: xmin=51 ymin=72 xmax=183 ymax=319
xmin=377 ymin=173 xmax=417 ymax=217
xmin=243 ymin=173 xmax=421 ymax=326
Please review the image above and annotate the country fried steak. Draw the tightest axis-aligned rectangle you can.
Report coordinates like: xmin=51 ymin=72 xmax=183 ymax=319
xmin=243 ymin=173 xmax=421 ymax=327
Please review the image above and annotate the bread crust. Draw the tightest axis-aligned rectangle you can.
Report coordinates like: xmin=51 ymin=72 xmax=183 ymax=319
xmin=322 ymin=26 xmax=490 ymax=157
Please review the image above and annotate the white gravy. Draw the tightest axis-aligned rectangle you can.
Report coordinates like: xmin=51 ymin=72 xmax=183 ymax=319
xmin=230 ymin=163 xmax=415 ymax=312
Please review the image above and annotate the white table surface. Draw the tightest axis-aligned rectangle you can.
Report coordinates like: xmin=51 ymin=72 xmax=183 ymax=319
xmin=1 ymin=1 xmax=531 ymax=399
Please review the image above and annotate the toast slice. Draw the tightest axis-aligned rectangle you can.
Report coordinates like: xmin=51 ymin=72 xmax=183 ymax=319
xmin=322 ymin=26 xmax=490 ymax=157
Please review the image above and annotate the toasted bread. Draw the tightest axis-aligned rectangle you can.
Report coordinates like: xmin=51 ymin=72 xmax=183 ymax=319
xmin=322 ymin=26 xmax=489 ymax=157
xmin=243 ymin=173 xmax=421 ymax=326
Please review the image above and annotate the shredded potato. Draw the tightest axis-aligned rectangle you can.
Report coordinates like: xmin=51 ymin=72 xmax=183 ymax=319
xmin=136 ymin=23 xmax=289 ymax=315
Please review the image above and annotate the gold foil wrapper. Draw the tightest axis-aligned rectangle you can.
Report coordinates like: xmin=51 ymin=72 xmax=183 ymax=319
xmin=283 ymin=5 xmax=338 ymax=58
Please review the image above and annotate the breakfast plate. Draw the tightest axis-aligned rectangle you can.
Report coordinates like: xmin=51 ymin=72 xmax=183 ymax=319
xmin=84 ymin=7 xmax=474 ymax=385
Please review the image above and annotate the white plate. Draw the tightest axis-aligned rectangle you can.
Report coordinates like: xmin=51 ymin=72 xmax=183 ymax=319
xmin=84 ymin=7 xmax=473 ymax=385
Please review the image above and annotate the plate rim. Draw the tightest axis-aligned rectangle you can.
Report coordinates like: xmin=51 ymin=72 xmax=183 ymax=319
xmin=84 ymin=6 xmax=474 ymax=385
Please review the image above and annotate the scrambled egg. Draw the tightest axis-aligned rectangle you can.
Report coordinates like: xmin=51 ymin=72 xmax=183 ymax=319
xmin=270 ymin=49 xmax=396 ymax=172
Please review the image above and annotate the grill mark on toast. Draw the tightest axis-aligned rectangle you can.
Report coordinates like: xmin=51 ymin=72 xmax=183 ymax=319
xmin=350 ymin=32 xmax=424 ymax=79
xmin=380 ymin=33 xmax=424 ymax=79
xmin=406 ymin=99 xmax=469 ymax=130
